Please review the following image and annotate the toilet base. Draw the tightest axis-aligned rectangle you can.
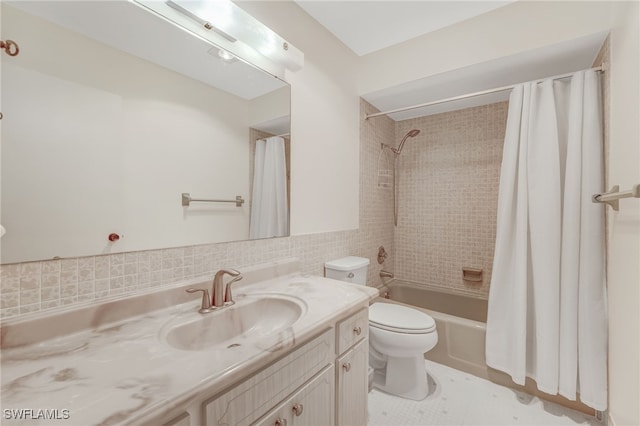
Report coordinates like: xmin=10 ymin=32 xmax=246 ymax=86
xmin=372 ymin=355 xmax=429 ymax=400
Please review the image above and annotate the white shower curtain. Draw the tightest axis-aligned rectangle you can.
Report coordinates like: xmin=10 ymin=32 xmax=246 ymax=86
xmin=249 ymin=136 xmax=288 ymax=239
xmin=486 ymin=70 xmax=607 ymax=410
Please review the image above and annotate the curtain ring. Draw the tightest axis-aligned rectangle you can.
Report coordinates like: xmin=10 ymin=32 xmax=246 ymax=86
xmin=1 ymin=40 xmax=20 ymax=57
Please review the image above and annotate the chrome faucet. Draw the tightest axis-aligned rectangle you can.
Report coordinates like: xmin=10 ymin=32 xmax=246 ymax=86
xmin=185 ymin=268 xmax=243 ymax=313
xmin=212 ymin=269 xmax=243 ymax=307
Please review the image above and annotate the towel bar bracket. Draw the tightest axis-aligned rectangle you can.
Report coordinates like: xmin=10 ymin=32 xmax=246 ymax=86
xmin=592 ymin=184 xmax=640 ymax=211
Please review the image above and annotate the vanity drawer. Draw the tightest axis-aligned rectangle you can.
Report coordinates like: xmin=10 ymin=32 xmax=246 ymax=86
xmin=336 ymin=308 xmax=368 ymax=355
xmin=204 ymin=328 xmax=334 ymax=426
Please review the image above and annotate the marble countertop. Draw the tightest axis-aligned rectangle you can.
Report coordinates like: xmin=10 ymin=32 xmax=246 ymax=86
xmin=0 ymin=265 xmax=378 ymax=425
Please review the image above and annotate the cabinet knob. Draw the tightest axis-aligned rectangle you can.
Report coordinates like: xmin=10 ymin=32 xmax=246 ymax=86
xmin=342 ymin=362 xmax=351 ymax=372
xmin=353 ymin=326 xmax=362 ymax=336
xmin=292 ymin=403 xmax=304 ymax=417
xmin=275 ymin=418 xmax=287 ymax=426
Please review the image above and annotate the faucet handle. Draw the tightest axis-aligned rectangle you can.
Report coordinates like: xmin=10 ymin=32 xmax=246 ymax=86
xmin=224 ymin=275 xmax=243 ymax=304
xmin=186 ymin=288 xmax=212 ymax=313
xmin=216 ymin=268 xmax=241 ymax=278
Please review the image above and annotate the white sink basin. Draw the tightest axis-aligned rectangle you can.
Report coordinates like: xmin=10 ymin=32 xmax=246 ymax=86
xmin=164 ymin=295 xmax=305 ymax=351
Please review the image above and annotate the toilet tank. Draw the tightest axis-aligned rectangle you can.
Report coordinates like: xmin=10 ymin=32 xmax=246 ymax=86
xmin=324 ymin=256 xmax=370 ymax=286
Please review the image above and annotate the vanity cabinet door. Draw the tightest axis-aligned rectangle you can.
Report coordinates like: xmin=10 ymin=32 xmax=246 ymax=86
xmin=253 ymin=365 xmax=334 ymax=426
xmin=336 ymin=308 xmax=368 ymax=355
xmin=336 ymin=339 xmax=368 ymax=426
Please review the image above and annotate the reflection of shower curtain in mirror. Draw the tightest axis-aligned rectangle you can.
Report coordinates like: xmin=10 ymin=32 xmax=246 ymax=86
xmin=249 ymin=136 xmax=288 ymax=239
xmin=486 ymin=70 xmax=606 ymax=411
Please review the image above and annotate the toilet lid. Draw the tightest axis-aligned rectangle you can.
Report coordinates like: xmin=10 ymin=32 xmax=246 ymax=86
xmin=369 ymin=302 xmax=436 ymax=333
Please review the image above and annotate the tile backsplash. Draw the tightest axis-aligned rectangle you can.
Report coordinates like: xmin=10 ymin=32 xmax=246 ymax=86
xmin=1 ymin=231 xmax=362 ymax=318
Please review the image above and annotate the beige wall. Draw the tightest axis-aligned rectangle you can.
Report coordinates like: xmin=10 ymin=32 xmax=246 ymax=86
xmin=240 ymin=1 xmax=361 ymax=236
xmin=248 ymin=86 xmax=291 ymax=128
xmin=607 ymin=2 xmax=640 ymax=425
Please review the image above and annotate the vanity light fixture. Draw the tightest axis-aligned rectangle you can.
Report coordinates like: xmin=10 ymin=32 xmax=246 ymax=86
xmin=218 ymin=48 xmax=234 ymax=61
xmin=208 ymin=46 xmax=238 ymax=64
xmin=144 ymin=0 xmax=303 ymax=74
xmin=166 ymin=0 xmax=237 ymax=43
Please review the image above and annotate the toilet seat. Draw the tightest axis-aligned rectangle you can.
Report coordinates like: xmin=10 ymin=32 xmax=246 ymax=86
xmin=369 ymin=302 xmax=436 ymax=334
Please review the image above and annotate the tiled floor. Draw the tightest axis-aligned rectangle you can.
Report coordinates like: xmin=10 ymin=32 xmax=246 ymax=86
xmin=368 ymin=360 xmax=601 ymax=426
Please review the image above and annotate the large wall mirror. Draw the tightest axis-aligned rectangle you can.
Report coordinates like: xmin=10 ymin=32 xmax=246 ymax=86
xmin=1 ymin=1 xmax=291 ymax=264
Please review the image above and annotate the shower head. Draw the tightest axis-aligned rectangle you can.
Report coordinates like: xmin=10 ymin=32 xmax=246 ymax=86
xmin=389 ymin=129 xmax=421 ymax=155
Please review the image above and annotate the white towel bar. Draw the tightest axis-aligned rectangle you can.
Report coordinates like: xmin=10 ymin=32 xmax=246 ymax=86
xmin=592 ymin=184 xmax=640 ymax=211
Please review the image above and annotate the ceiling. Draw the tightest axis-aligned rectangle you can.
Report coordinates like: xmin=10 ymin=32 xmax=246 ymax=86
xmin=363 ymin=31 xmax=608 ymax=120
xmin=295 ymin=1 xmax=607 ymax=120
xmin=294 ymin=1 xmax=515 ymax=56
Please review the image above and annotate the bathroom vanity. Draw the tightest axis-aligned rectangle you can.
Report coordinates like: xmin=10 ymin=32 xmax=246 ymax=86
xmin=0 ymin=259 xmax=377 ymax=425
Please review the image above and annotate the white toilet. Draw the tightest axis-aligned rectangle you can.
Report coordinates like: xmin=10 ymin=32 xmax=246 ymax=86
xmin=325 ymin=256 xmax=438 ymax=401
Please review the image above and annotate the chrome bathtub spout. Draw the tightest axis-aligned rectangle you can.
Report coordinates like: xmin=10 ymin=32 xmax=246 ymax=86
xmin=212 ymin=269 xmax=242 ymax=307
xmin=380 ymin=270 xmax=394 ymax=279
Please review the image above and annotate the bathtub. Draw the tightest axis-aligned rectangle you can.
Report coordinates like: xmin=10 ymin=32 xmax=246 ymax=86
xmin=375 ymin=279 xmax=594 ymax=416
xmin=376 ymin=280 xmax=488 ymax=378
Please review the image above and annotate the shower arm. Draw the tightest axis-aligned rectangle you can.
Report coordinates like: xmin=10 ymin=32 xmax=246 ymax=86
xmin=381 ymin=129 xmax=420 ymax=156
xmin=394 ymin=132 xmax=412 ymax=154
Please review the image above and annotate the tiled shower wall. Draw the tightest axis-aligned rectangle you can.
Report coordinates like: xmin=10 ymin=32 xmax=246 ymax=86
xmin=394 ymin=103 xmax=508 ymax=298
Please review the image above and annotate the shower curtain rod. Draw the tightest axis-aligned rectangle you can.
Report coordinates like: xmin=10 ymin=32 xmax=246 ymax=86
xmin=257 ymin=132 xmax=290 ymax=140
xmin=364 ymin=64 xmax=606 ymax=120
